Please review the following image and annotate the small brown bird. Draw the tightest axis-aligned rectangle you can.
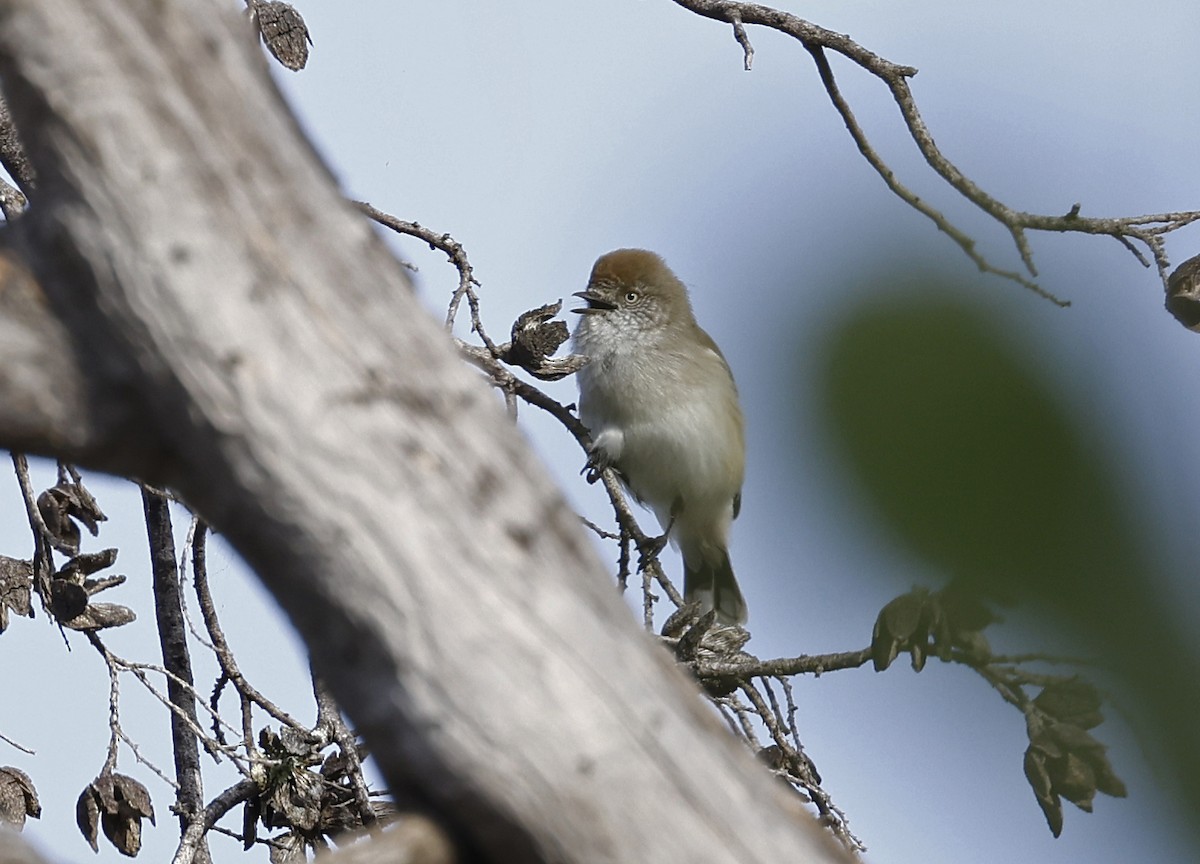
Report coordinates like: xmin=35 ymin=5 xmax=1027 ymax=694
xmin=572 ymin=249 xmax=747 ymax=623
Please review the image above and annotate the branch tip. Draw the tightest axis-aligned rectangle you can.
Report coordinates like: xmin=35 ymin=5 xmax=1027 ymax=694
xmin=729 ymin=14 xmax=754 ymax=70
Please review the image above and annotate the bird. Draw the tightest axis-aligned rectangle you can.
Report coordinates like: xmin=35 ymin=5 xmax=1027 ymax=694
xmin=571 ymin=249 xmax=747 ymax=624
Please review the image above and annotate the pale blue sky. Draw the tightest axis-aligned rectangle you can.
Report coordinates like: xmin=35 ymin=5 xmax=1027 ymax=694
xmin=3 ymin=1 xmax=1199 ymax=862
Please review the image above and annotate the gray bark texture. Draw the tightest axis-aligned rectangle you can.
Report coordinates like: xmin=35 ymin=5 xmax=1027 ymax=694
xmin=0 ymin=1 xmax=844 ymax=862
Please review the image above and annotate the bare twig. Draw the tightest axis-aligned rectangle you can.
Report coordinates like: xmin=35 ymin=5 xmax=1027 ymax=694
xmin=696 ymin=647 xmax=873 ymax=678
xmin=171 ymin=779 xmax=257 ymax=864
xmin=354 ymin=202 xmax=502 ymax=354
xmin=90 ymin=629 xmax=126 ymax=773
xmin=668 ymin=0 xmax=1200 ymax=298
xmin=10 ymin=453 xmax=58 ymax=601
xmin=805 ymin=43 xmax=1064 ymax=304
xmin=580 ymin=517 xmax=619 ymax=541
xmin=736 ymin=680 xmax=864 ymax=852
xmin=143 ymin=486 xmax=211 ymax=862
xmin=86 ymin=631 xmax=246 ymax=769
xmin=313 ymin=675 xmax=377 ymax=829
xmin=190 ymin=519 xmax=305 ymax=733
xmin=729 ymin=12 xmax=753 ymax=70
xmin=115 ymin=725 xmax=182 ymax=791
xmin=177 ymin=516 xmax=217 ymax=654
xmin=0 ymin=730 xmax=34 ymax=755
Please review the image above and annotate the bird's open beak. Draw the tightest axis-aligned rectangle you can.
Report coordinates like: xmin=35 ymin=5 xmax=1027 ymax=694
xmin=571 ymin=289 xmax=616 ymax=315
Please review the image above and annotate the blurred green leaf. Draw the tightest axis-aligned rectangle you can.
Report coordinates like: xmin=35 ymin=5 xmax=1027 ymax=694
xmin=815 ymin=285 xmax=1200 ymax=834
xmin=820 ymin=294 xmax=1135 ymax=596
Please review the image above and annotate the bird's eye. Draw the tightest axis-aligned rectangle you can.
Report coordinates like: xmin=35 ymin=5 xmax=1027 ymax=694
xmin=624 ymin=291 xmax=639 ymax=304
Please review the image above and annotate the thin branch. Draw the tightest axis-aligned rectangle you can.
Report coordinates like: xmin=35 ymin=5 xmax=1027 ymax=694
xmin=668 ymin=0 xmax=1200 ymax=298
xmin=358 ymin=203 xmax=587 ymax=381
xmin=0 ymin=730 xmax=34 ymax=755
xmin=729 ymin=13 xmax=753 ymax=70
xmin=86 ymin=631 xmax=247 ymax=770
xmin=580 ymin=517 xmax=619 ymax=541
xmin=10 ymin=453 xmax=58 ymax=602
xmin=313 ymin=674 xmax=377 ymax=829
xmin=171 ymin=779 xmax=258 ymax=864
xmin=696 ymin=647 xmax=873 ymax=678
xmin=190 ymin=518 xmax=305 ymax=733
xmin=90 ymin=629 xmax=125 ymax=773
xmin=804 ymin=44 xmax=1065 ymax=304
xmin=115 ymin=725 xmax=182 ymax=791
xmin=354 ymin=201 xmax=502 ymax=355
xmin=192 ymin=523 xmax=255 ymax=754
xmin=175 ymin=515 xmax=218 ymax=654
xmin=143 ymin=485 xmax=211 ymax=862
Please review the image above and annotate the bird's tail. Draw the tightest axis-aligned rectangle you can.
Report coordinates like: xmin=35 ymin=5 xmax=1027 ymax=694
xmin=683 ymin=548 xmax=747 ymax=624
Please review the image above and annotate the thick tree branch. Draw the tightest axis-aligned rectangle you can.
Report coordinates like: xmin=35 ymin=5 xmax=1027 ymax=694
xmin=0 ymin=252 xmax=104 ymax=456
xmin=0 ymin=2 xmax=844 ymax=862
xmin=144 ymin=487 xmax=212 ymax=864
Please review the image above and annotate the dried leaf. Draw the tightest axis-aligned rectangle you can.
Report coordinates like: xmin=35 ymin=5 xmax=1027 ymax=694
xmin=93 ymin=774 xmax=118 ymax=813
xmin=936 ymin=586 xmax=995 ymax=634
xmin=755 ymin=745 xmax=784 ymax=771
xmin=37 ymin=482 xmax=106 ymax=554
xmin=0 ymin=556 xmax=34 ymax=633
xmin=870 ymin=635 xmax=898 ymax=671
xmin=1023 ymin=747 xmax=1053 ymax=800
xmin=112 ymin=774 xmax=154 ymax=822
xmin=278 ymin=726 xmax=318 ymax=759
xmin=909 ymin=640 xmax=927 ymax=672
xmin=50 ymin=579 xmax=89 ymax=622
xmin=1166 ymin=252 xmax=1200 ymax=330
xmin=1033 ymin=787 xmax=1064 ymax=838
xmin=251 ymin=1 xmax=311 ymax=71
xmin=62 ymin=602 xmax=137 ymax=631
xmin=319 ymin=750 xmax=349 ymax=779
xmin=269 ymin=831 xmax=306 ymax=863
xmin=880 ymin=592 xmax=925 ymax=642
xmin=1049 ymin=752 xmax=1096 ymax=812
xmin=0 ymin=766 xmax=40 ymax=828
xmin=59 ymin=548 xmax=119 ymax=579
xmin=1035 ymin=679 xmax=1103 ymax=729
xmin=870 ymin=606 xmax=901 ymax=672
xmin=1024 ymin=748 xmax=1064 ymax=837
xmin=76 ymin=784 xmax=101 ymax=852
xmin=1046 ymin=721 xmax=1102 ymax=754
xmin=660 ymin=603 xmax=696 ymax=639
xmin=78 ymin=773 xmax=154 ymax=856
xmin=1084 ymin=748 xmax=1128 ymax=799
xmin=698 ymin=622 xmax=750 ymax=657
xmin=38 ymin=487 xmax=80 ymax=553
xmin=243 ymin=796 xmax=261 ymax=850
xmin=953 ymin=629 xmax=991 ymax=658
xmin=103 ymin=810 xmax=143 ymax=857
xmin=1025 ymin=714 xmax=1062 ymax=759
xmin=83 ymin=573 xmax=128 ymax=597
xmin=62 ymin=475 xmax=107 ymax=532
xmin=698 ymin=674 xmax=738 ymax=698
xmin=370 ymin=799 xmax=398 ymax=825
xmin=267 ymin=768 xmax=323 ymax=832
xmin=508 ymin=301 xmax=570 ymax=369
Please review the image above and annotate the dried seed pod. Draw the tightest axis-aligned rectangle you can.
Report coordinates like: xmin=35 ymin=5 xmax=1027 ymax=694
xmin=0 ymin=767 xmax=40 ymax=829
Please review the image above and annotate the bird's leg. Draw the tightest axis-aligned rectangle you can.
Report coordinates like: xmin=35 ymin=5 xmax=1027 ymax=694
xmin=638 ymin=497 xmax=681 ymax=571
xmin=582 ymin=446 xmax=611 ymax=485
xmin=582 ymin=429 xmax=623 ymax=485
xmin=638 ymin=517 xmax=674 ymax=571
